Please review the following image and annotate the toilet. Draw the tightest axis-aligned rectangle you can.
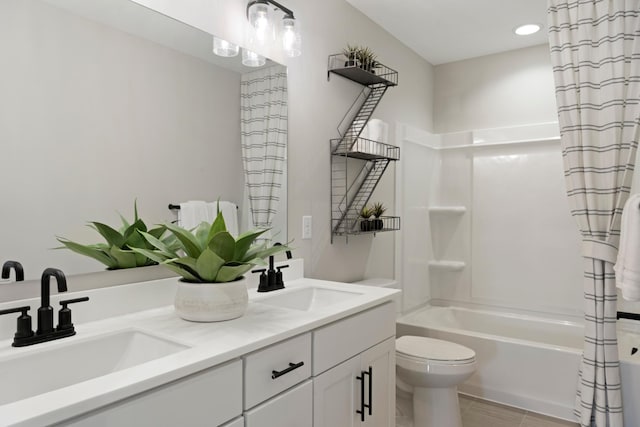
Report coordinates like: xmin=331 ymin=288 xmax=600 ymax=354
xmin=396 ymin=335 xmax=476 ymax=427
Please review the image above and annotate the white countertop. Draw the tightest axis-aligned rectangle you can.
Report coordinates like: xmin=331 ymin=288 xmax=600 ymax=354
xmin=0 ymin=267 xmax=399 ymax=426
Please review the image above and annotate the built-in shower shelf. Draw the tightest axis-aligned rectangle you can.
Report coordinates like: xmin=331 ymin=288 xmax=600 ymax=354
xmin=428 ymin=206 xmax=467 ymax=215
xmin=428 ymin=260 xmax=466 ymax=271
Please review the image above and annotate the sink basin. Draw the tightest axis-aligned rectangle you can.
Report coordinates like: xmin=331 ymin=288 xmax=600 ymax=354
xmin=256 ymin=287 xmax=363 ymax=311
xmin=0 ymin=329 xmax=189 ymax=405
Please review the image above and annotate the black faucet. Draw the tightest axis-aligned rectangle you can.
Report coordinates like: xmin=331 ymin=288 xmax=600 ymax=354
xmin=0 ymin=268 xmax=89 ymax=347
xmin=2 ymin=260 xmax=24 ymax=282
xmin=38 ymin=268 xmax=68 ymax=334
xmin=253 ymin=244 xmax=290 ymax=292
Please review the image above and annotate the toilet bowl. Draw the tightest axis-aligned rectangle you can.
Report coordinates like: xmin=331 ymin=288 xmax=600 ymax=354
xmin=396 ymin=335 xmax=476 ymax=427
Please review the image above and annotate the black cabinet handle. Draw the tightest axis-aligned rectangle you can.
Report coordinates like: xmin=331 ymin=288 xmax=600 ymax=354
xmin=356 ymin=366 xmax=373 ymax=421
xmin=271 ymin=361 xmax=304 ymax=379
xmin=366 ymin=366 xmax=373 ymax=416
xmin=356 ymin=371 xmax=366 ymax=421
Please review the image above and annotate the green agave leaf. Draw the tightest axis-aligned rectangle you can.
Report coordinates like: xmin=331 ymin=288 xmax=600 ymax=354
xmin=233 ymin=229 xmax=269 ymax=260
xmin=118 ymin=213 xmax=131 ymax=231
xmin=195 ymin=249 xmax=225 ymax=282
xmin=208 ymin=231 xmax=236 ymax=262
xmin=164 ymin=222 xmax=202 ymax=258
xmin=138 ymin=231 xmax=178 ymax=257
xmin=171 ymin=257 xmax=202 ymax=281
xmin=147 ymin=226 xmax=166 ymax=240
xmin=162 ymin=262 xmax=200 ymax=282
xmin=56 ymin=238 xmax=117 ymax=268
xmin=130 ymin=247 xmax=171 ymax=264
xmin=123 ymin=218 xmax=147 ymax=241
xmin=124 ymin=229 xmax=147 ymax=250
xmin=215 ymin=263 xmax=252 ymax=282
xmin=91 ymin=222 xmax=126 ymax=248
xmin=207 ymin=210 xmax=227 ymax=243
xmin=243 ymin=243 xmax=291 ymax=263
xmin=109 ymin=246 xmax=138 ymax=268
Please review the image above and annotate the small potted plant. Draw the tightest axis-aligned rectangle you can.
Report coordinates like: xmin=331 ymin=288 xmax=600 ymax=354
xmin=56 ymin=202 xmax=178 ymax=270
xmin=360 ymin=205 xmax=374 ymax=232
xmin=132 ymin=207 xmax=290 ymax=322
xmin=342 ymin=44 xmax=379 ymax=73
xmin=371 ymin=202 xmax=387 ymax=231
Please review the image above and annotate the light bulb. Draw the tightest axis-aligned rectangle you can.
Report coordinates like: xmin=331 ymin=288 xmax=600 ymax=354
xmin=242 ymin=48 xmax=266 ymax=67
xmin=213 ymin=37 xmax=239 ymax=57
xmin=281 ymin=17 xmax=301 ymax=57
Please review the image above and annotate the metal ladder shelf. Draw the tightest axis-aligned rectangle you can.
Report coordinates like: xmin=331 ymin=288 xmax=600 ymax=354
xmin=328 ymin=53 xmax=400 ymax=242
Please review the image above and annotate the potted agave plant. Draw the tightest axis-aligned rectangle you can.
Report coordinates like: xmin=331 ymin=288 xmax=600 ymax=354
xmin=360 ymin=206 xmax=374 ymax=232
xmin=371 ymin=202 xmax=387 ymax=231
xmin=342 ymin=44 xmax=379 ymax=73
xmin=131 ymin=208 xmax=289 ymax=322
xmin=56 ymin=202 xmax=178 ymax=270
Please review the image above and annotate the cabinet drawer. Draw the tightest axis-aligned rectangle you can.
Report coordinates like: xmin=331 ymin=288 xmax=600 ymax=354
xmin=58 ymin=359 xmax=242 ymax=427
xmin=313 ymin=302 xmax=395 ymax=375
xmin=244 ymin=333 xmax=311 ymax=409
xmin=245 ymin=380 xmax=312 ymax=427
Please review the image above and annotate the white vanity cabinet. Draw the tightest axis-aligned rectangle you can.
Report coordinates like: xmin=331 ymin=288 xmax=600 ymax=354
xmin=58 ymin=359 xmax=243 ymax=427
xmin=313 ymin=302 xmax=396 ymax=427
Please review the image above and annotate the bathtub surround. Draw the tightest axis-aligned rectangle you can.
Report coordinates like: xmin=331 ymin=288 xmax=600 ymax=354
xmin=548 ymin=2 xmax=640 ymax=425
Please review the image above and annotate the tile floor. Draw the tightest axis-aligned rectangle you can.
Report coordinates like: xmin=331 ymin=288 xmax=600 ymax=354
xmin=396 ymin=394 xmax=580 ymax=427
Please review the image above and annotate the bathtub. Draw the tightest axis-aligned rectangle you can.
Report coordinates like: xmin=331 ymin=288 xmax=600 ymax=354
xmin=396 ymin=305 xmax=640 ymax=424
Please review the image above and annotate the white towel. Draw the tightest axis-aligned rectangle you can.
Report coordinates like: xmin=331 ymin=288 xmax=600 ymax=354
xmin=206 ymin=201 xmax=239 ymax=237
xmin=178 ymin=201 xmax=209 ymax=230
xmin=614 ymin=193 xmax=640 ymax=301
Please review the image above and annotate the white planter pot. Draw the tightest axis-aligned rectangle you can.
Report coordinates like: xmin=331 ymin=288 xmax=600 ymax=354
xmin=174 ymin=277 xmax=248 ymax=322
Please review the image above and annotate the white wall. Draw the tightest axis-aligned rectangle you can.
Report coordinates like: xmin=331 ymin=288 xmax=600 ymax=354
xmin=434 ymin=44 xmax=558 ymax=134
xmin=284 ymin=0 xmax=434 ymax=282
xmin=1 ymin=0 xmax=243 ymax=279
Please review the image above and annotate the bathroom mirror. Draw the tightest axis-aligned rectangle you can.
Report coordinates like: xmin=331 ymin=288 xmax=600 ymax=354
xmin=0 ymin=0 xmax=288 ymax=282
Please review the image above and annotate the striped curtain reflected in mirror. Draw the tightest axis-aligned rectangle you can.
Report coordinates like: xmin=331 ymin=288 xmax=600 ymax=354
xmin=240 ymin=65 xmax=288 ymax=240
xmin=548 ymin=1 xmax=640 ymax=426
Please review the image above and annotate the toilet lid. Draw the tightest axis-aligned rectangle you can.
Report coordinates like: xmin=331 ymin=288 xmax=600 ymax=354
xmin=396 ymin=336 xmax=475 ymax=362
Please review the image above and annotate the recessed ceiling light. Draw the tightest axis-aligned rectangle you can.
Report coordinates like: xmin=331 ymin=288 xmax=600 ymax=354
xmin=514 ymin=24 xmax=541 ymax=36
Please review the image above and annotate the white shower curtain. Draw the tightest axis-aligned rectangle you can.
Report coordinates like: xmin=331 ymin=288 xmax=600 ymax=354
xmin=240 ymin=65 xmax=288 ymax=237
xmin=548 ymin=1 xmax=640 ymax=425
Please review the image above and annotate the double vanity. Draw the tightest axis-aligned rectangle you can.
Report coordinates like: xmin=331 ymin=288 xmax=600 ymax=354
xmin=0 ymin=260 xmax=399 ymax=426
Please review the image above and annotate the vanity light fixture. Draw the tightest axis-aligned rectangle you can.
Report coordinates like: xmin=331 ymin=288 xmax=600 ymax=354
xmin=514 ymin=24 xmax=541 ymax=36
xmin=213 ymin=37 xmax=240 ymax=57
xmin=246 ymin=0 xmax=301 ymax=58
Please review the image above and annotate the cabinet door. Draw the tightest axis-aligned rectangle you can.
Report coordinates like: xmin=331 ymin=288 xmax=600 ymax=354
xmin=360 ymin=337 xmax=395 ymax=427
xmin=313 ymin=355 xmax=361 ymax=427
xmin=244 ymin=380 xmax=312 ymax=427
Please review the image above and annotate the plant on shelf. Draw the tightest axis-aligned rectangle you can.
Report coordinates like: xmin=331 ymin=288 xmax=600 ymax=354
xmin=359 ymin=205 xmax=374 ymax=232
xmin=56 ymin=201 xmax=178 ymax=270
xmin=342 ymin=44 xmax=379 ymax=72
xmin=131 ymin=207 xmax=290 ymax=322
xmin=371 ymin=202 xmax=387 ymax=231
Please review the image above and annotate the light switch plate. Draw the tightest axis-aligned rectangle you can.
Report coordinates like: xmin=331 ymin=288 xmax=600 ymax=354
xmin=302 ymin=216 xmax=312 ymax=239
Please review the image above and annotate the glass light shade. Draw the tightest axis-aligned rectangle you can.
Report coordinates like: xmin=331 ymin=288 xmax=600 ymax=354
xmin=248 ymin=1 xmax=271 ymax=44
xmin=213 ymin=37 xmax=239 ymax=57
xmin=281 ymin=17 xmax=301 ymax=57
xmin=242 ymin=48 xmax=266 ymax=67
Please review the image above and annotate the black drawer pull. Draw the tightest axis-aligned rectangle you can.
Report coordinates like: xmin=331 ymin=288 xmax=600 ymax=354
xmin=272 ymin=361 xmax=304 ymax=379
